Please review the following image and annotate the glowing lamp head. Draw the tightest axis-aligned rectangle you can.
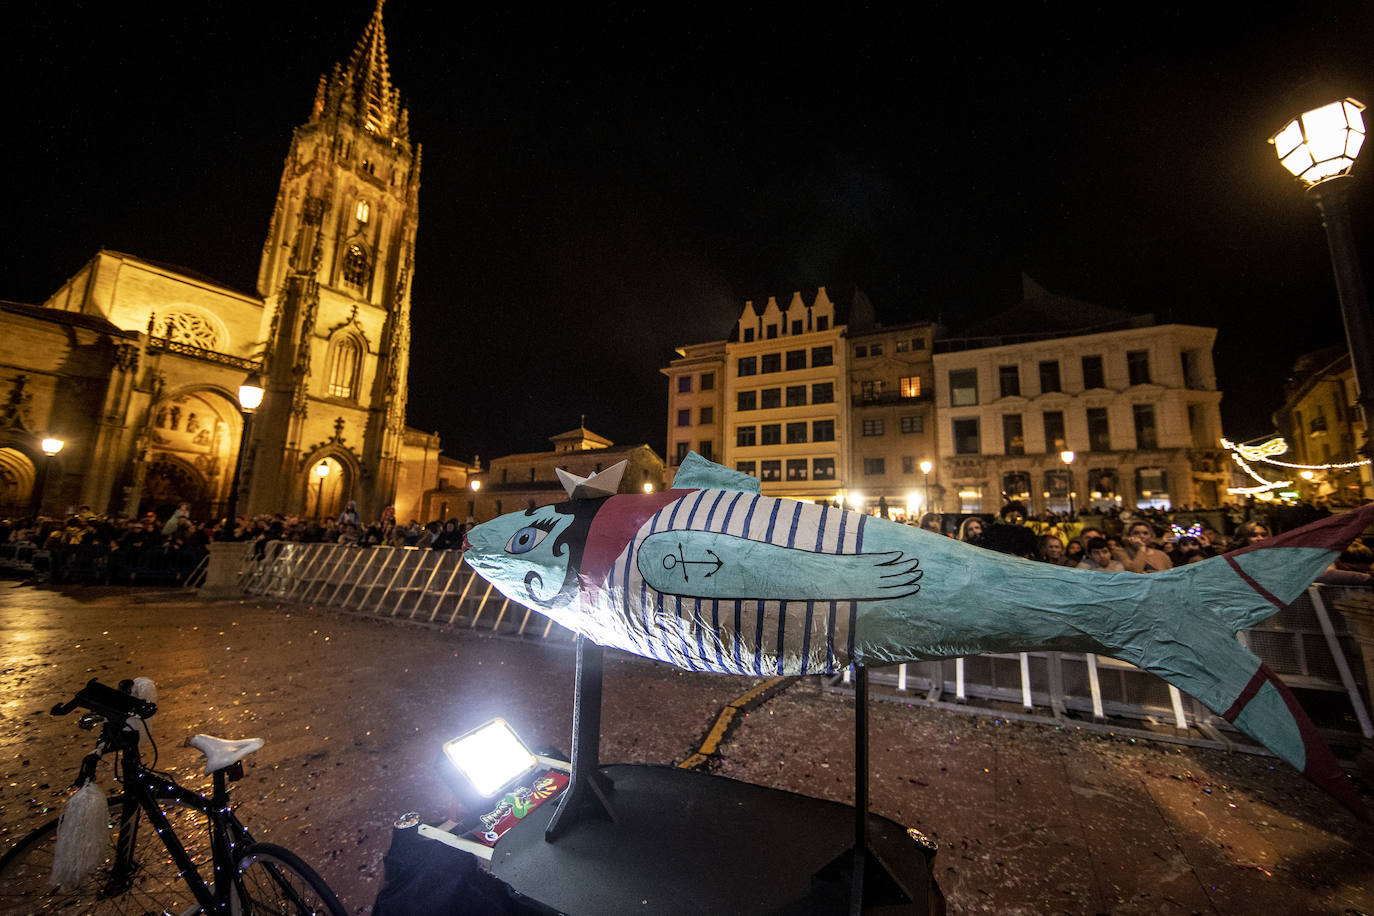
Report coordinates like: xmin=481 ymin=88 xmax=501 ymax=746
xmin=237 ymin=373 xmax=265 ymax=413
xmin=1270 ymin=98 xmax=1366 ymax=186
xmin=314 ymin=461 xmax=331 ymax=479
xmin=1060 ymin=450 xmax=1075 ymax=465
xmin=919 ymin=460 xmax=933 ymax=475
xmin=848 ymin=492 xmax=865 ymax=509
xmin=441 ymin=718 xmax=538 ymax=798
xmin=470 ymin=479 xmax=482 ymax=492
xmin=41 ymin=437 xmax=64 ymax=457
xmin=642 ymin=482 xmax=654 ymax=493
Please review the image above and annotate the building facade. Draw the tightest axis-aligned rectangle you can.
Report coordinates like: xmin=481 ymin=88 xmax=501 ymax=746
xmin=1272 ymin=346 xmax=1372 ymax=503
xmin=0 ymin=4 xmax=431 ymax=523
xmin=662 ymin=339 xmax=726 ymax=477
xmin=932 ymin=322 xmax=1227 ymax=514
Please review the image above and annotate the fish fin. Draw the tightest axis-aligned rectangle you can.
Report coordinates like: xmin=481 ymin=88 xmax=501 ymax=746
xmin=671 ymin=451 xmax=761 ymax=495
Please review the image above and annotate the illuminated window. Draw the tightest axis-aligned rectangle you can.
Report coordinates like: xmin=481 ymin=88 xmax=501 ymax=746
xmin=760 ymin=460 xmax=781 ymax=481
xmin=813 ymin=457 xmax=836 ymax=480
xmin=355 ymin=200 xmax=370 ymax=223
xmin=327 ymin=336 xmax=362 ymax=399
xmin=900 ymin=376 xmax=921 ymax=398
xmin=786 ymin=459 xmax=808 ymax=481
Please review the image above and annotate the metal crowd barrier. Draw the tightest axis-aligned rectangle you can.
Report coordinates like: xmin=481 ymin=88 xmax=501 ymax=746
xmin=237 ymin=542 xmax=575 ymax=644
xmin=238 ymin=543 xmax=1371 ymax=750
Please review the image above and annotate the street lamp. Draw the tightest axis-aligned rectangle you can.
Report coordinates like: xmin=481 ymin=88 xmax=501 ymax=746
xmin=314 ymin=461 xmax=331 ymax=520
xmin=469 ymin=477 xmax=481 ymax=520
xmin=1270 ymin=98 xmax=1374 ymax=472
xmin=1060 ymin=450 xmax=1076 ymax=517
xmin=919 ymin=460 xmax=933 ymax=512
xmin=32 ymin=437 xmax=64 ymax=518
xmin=224 ymin=372 xmax=264 ymax=533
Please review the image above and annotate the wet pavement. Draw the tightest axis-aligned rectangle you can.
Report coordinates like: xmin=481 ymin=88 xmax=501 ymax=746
xmin=1 ymin=584 xmax=1372 ymax=914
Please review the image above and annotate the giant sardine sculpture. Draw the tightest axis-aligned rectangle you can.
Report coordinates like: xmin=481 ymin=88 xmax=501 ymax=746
xmin=463 ymin=452 xmax=1372 ymax=815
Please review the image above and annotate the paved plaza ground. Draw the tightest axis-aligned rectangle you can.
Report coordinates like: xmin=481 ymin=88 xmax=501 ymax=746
xmin=1 ymin=585 xmax=1372 ymax=914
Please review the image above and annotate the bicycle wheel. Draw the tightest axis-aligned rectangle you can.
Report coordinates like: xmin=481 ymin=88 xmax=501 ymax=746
xmin=0 ymin=793 xmax=218 ymax=915
xmin=233 ymin=842 xmax=346 ymax=916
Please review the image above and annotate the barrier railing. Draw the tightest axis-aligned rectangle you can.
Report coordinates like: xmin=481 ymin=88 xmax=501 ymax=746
xmin=238 ymin=543 xmax=1371 ymax=748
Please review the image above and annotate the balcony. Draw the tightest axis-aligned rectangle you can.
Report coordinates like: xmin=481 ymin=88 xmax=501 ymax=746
xmin=851 ymin=391 xmax=933 ymax=408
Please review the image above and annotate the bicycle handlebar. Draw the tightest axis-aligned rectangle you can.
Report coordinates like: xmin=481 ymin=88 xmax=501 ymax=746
xmin=51 ymin=678 xmax=157 ymax=722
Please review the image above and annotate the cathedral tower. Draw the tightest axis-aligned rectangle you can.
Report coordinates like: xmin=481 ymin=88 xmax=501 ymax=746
xmin=249 ymin=0 xmax=419 ymax=520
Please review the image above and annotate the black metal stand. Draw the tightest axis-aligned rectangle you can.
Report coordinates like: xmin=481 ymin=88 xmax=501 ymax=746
xmin=545 ymin=634 xmax=616 ymax=841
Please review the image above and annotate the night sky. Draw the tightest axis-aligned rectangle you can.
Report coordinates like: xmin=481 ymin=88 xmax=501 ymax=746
xmin=8 ymin=4 xmax=1374 ymax=465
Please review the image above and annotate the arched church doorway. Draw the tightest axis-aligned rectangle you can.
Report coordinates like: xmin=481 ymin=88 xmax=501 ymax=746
xmin=0 ymin=447 xmax=37 ymax=517
xmin=140 ymin=388 xmax=240 ymax=523
xmin=306 ymin=455 xmax=351 ymax=520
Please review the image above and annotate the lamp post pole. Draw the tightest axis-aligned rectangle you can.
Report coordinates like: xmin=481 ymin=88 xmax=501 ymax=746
xmin=919 ymin=460 xmax=933 ymax=512
xmin=315 ymin=462 xmax=330 ymax=521
xmin=224 ymin=373 xmax=264 ymax=536
xmin=32 ymin=437 xmax=65 ymax=519
xmin=1060 ymin=450 xmax=1076 ymax=517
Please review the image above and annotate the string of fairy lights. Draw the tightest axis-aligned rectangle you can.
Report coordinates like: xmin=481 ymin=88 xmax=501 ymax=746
xmin=1220 ymin=436 xmax=1371 ymax=496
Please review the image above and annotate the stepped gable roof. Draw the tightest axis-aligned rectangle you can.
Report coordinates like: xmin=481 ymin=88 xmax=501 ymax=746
xmin=725 ymin=284 xmax=875 ymax=342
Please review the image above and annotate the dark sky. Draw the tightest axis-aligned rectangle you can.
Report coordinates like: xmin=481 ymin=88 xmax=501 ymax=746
xmin=8 ymin=3 xmax=1374 ymax=464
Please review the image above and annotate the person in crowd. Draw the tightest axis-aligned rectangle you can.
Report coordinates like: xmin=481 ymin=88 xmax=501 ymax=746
xmin=1064 ymin=538 xmax=1085 ymax=565
xmin=1036 ymin=533 xmax=1069 ymax=565
xmin=1168 ymin=535 xmax=1207 ymax=566
xmin=1077 ymin=537 xmax=1125 ymax=571
xmin=339 ymin=500 xmax=361 ymax=528
xmin=918 ymin=513 xmax=943 ymax=535
xmin=1113 ymin=520 xmax=1173 ymax=573
xmin=432 ymin=519 xmax=464 ymax=549
xmin=998 ymin=502 xmax=1028 ymax=526
xmin=958 ymin=517 xmax=985 ymax=546
xmin=982 ymin=522 xmax=1038 ymax=558
xmin=1227 ymin=521 xmax=1270 ymax=551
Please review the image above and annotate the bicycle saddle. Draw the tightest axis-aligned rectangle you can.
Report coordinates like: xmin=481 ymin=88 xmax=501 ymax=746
xmin=187 ymin=734 xmax=265 ymax=774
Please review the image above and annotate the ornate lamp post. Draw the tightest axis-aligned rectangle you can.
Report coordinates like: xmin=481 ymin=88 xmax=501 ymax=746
xmin=314 ymin=461 xmax=331 ymax=521
xmin=224 ymin=372 xmax=263 ymax=533
xmin=1270 ymin=98 xmax=1374 ymax=474
xmin=1060 ymin=450 xmax=1076 ymax=517
xmin=919 ymin=460 xmax=933 ymax=512
xmin=32 ymin=437 xmax=64 ymax=518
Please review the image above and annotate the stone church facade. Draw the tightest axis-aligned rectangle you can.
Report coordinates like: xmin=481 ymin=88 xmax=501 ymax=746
xmin=0 ymin=3 xmax=433 ymax=523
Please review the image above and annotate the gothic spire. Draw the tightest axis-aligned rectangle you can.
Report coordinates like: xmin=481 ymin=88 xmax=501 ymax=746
xmin=317 ymin=0 xmax=409 ymax=143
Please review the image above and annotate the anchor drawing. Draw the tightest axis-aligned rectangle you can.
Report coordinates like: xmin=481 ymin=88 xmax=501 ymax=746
xmin=660 ymin=543 xmax=723 ymax=583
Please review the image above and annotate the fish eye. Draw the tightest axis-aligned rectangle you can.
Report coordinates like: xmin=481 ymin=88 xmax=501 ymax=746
xmin=506 ymin=526 xmax=550 ymax=555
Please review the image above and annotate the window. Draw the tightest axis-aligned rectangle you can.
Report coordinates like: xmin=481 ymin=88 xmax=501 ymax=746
xmin=816 ymin=316 xmax=829 ymax=331
xmin=812 ymin=346 xmax=833 ymax=367
xmin=342 ymin=244 xmax=370 ymax=286
xmin=1081 ymin=355 xmax=1105 ymax=390
xmin=737 ymin=391 xmax=756 ymax=411
xmin=900 ymin=376 xmax=921 ymax=398
xmin=1043 ymin=410 xmax=1066 ymax=451
xmin=813 ymin=419 xmax=835 ymax=441
xmin=895 ymin=339 xmax=910 ymax=353
xmin=862 ymin=418 xmax=885 ymax=437
xmin=786 ymin=459 xmax=808 ymax=481
xmin=355 ymin=200 xmax=370 ymax=222
xmin=1003 ymin=472 xmax=1031 ymax=504
xmin=678 ymin=376 xmax=692 ymax=393
xmin=855 ymin=345 xmax=868 ymax=358
xmin=736 ymin=461 xmax=756 ymax=477
xmin=1039 ymin=360 xmax=1061 ymax=394
xmin=738 ymin=356 xmax=757 ymax=376
xmin=870 ymin=342 xmax=884 ymax=357
xmin=1181 ymin=350 xmax=1204 ymax=389
xmin=761 ymin=460 xmax=781 ymax=481
xmin=786 ymin=349 xmax=807 ymax=371
xmin=737 ymin=425 xmax=757 ymax=447
xmin=949 ymin=369 xmax=978 ymax=406
xmin=761 ymin=424 xmax=781 ymax=445
xmin=326 ymin=335 xmax=362 ymax=399
xmin=743 ymin=328 xmax=755 ymax=342
xmin=675 ymin=442 xmax=690 ymax=464
xmin=791 ymin=319 xmax=803 ymax=335
xmin=766 ymin=324 xmax=778 ymax=339
xmin=1133 ymin=404 xmax=1158 ymax=449
xmin=701 ymin=372 xmax=715 ymax=391
xmin=863 ymin=457 xmax=886 ymax=476
xmin=1003 ymin=413 xmax=1025 ymax=455
xmin=958 ymin=486 xmax=982 ymax=513
xmin=999 ymin=365 xmax=1021 ymax=398
xmin=1134 ymin=467 xmax=1170 ymax=510
xmin=677 ymin=409 xmax=691 ymax=427
xmin=760 ymin=388 xmax=781 ymax=409
xmin=953 ymin=418 xmax=981 ymax=455
xmin=1087 ymin=407 xmax=1110 ymax=452
xmin=786 ymin=422 xmax=808 ymax=444
xmin=699 ymin=440 xmax=713 ymax=462
xmin=813 ymin=457 xmax=836 ymax=480
xmin=1127 ymin=350 xmax=1151 ymax=386
xmin=786 ymin=385 xmax=807 ymax=407
xmin=861 ymin=380 xmax=885 ymax=401
xmin=699 ymin=406 xmax=713 ymax=424
xmin=812 ymin=382 xmax=834 ymax=404
xmin=899 ymin=415 xmax=923 ymax=434
xmin=902 ymin=456 xmax=915 ymax=474
xmin=761 ymin=353 xmax=781 ymax=373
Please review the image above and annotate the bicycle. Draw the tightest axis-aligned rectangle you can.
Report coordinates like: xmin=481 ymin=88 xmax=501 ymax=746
xmin=0 ymin=677 xmax=347 ymax=915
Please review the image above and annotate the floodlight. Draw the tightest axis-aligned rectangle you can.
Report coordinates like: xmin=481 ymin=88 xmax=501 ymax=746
xmin=441 ymin=718 xmax=538 ymax=799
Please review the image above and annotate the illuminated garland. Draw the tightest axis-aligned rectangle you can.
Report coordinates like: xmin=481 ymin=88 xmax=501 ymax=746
xmin=1219 ymin=436 xmax=1371 ymax=496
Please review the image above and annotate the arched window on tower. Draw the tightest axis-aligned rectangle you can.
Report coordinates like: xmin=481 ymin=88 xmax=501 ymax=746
xmin=355 ymin=200 xmax=370 ymax=223
xmin=327 ymin=335 xmax=363 ymax=400
xmin=342 ymin=244 xmax=370 ymax=287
